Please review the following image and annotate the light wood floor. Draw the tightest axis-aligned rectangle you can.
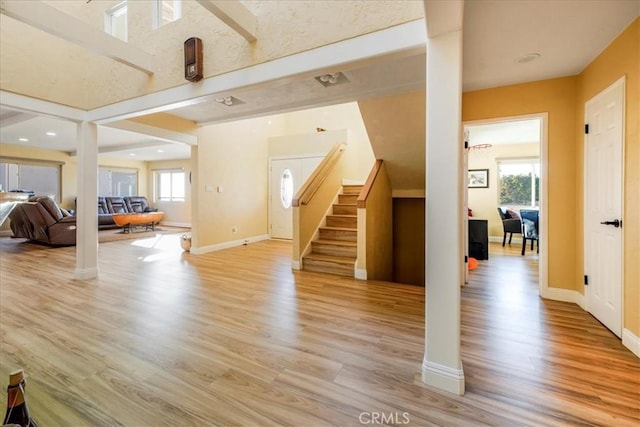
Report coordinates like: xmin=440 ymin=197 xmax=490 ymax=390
xmin=0 ymin=236 xmax=638 ymax=426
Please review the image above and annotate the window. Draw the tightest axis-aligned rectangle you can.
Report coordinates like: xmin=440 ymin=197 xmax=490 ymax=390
xmin=99 ymin=168 xmax=138 ymax=196
xmin=498 ymin=159 xmax=540 ymax=207
xmin=280 ymin=169 xmax=294 ymax=208
xmin=153 ymin=0 xmax=182 ymax=29
xmin=156 ymin=170 xmax=185 ymax=202
xmin=106 ymin=1 xmax=127 ymax=41
xmin=0 ymin=161 xmax=61 ymax=201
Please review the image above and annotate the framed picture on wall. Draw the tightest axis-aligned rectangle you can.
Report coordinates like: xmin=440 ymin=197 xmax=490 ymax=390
xmin=468 ymin=169 xmax=489 ymax=188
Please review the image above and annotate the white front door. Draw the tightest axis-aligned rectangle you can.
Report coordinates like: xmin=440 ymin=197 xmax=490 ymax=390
xmin=584 ymin=77 xmax=624 ymax=337
xmin=270 ymin=156 xmax=323 ymax=239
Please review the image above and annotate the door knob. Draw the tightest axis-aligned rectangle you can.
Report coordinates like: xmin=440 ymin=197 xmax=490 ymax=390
xmin=600 ymin=219 xmax=621 ymax=228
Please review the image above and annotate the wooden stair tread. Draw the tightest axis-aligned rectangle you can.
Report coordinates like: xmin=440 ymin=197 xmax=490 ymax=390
xmin=320 ymin=226 xmax=357 ymax=232
xmin=303 ymin=253 xmax=356 ymax=264
xmin=313 ymin=239 xmax=357 ymax=247
xmin=327 ymin=214 xmax=356 ymax=218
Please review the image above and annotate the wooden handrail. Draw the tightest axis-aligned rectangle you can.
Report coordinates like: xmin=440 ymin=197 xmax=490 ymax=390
xmin=357 ymin=159 xmax=383 ymax=209
xmin=292 ymin=143 xmax=346 ymax=207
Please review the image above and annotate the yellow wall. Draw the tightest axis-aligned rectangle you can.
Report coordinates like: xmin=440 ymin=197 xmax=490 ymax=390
xmin=468 ymin=143 xmax=540 ymax=238
xmin=577 ymin=18 xmax=639 ymax=336
xmin=463 ymin=77 xmax=578 ymax=291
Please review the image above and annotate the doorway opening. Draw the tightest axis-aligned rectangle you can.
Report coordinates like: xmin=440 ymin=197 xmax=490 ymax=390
xmin=464 ymin=114 xmax=548 ymax=296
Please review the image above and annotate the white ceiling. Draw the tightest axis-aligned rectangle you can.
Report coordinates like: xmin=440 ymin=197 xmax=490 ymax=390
xmin=0 ymin=1 xmax=637 ymax=160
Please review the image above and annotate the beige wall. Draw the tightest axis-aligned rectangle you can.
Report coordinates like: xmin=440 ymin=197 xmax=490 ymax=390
xmin=463 ymin=77 xmax=578 ymax=292
xmin=393 ymin=198 xmax=425 ymax=286
xmin=576 ymin=18 xmax=639 ymax=337
xmin=0 ymin=143 xmax=147 ymax=211
xmin=194 ymin=115 xmax=285 ymax=248
xmin=468 ymin=143 xmax=540 ymax=238
xmin=268 ymin=130 xmax=346 ymax=159
xmin=0 ymin=1 xmax=424 ymax=109
xmin=280 ymin=103 xmax=375 ymax=181
xmin=146 ymin=159 xmax=192 ymax=226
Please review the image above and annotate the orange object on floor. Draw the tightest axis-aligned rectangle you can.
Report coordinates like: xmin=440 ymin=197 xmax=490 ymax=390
xmin=468 ymin=257 xmax=478 ymax=270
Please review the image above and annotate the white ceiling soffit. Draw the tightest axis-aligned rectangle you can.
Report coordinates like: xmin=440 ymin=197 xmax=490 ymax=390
xmin=467 ymin=119 xmax=541 ymax=146
xmin=169 ymin=53 xmax=426 ymax=125
xmin=463 ymin=0 xmax=640 ymax=91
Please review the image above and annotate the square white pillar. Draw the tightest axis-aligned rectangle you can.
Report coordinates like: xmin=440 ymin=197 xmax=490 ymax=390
xmin=75 ymin=121 xmax=99 ymax=279
xmin=423 ymin=28 xmax=465 ymax=395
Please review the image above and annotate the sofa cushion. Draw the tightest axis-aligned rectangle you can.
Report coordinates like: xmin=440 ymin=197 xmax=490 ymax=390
xmin=106 ymin=197 xmax=128 ymax=214
xmin=98 ymin=197 xmax=109 ymax=215
xmin=125 ymin=196 xmax=149 ymax=213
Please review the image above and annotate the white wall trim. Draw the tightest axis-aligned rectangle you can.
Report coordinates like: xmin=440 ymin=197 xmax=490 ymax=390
xmin=421 ymin=360 xmax=465 ymax=396
xmin=622 ymin=329 xmax=640 ymax=358
xmin=541 ymin=286 xmax=586 ymax=310
xmin=190 ymin=234 xmax=268 ymax=255
xmin=355 ymin=267 xmax=367 ymax=280
xmin=291 ymin=260 xmax=301 ymax=270
xmin=74 ymin=267 xmax=98 ymax=280
xmin=160 ymin=221 xmax=191 ymax=228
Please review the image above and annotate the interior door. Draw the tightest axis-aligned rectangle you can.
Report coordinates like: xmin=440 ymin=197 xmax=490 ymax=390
xmin=270 ymin=156 xmax=324 ymax=239
xmin=584 ymin=77 xmax=624 ymax=337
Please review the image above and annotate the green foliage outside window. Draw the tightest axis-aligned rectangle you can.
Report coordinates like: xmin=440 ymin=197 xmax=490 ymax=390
xmin=499 ymin=174 xmax=539 ymax=206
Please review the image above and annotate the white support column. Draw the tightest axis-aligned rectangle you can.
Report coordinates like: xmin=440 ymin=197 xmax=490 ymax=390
xmin=75 ymin=121 xmax=99 ymax=280
xmin=423 ymin=16 xmax=465 ymax=394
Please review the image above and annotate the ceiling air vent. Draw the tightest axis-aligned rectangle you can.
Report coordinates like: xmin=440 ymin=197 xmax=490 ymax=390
xmin=314 ymin=72 xmax=349 ymax=88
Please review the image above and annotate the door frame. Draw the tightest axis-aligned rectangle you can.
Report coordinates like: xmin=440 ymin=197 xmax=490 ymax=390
xmin=583 ymin=76 xmax=625 ymax=336
xmin=463 ymin=112 xmax=549 ymax=296
xmin=268 ymin=153 xmax=327 ymax=239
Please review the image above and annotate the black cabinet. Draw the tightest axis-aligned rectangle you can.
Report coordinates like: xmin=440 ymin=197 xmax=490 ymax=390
xmin=469 ymin=219 xmax=488 ymax=260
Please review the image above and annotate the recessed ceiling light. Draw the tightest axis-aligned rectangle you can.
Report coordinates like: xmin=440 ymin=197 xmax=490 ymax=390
xmin=18 ymin=137 xmax=29 ymax=142
xmin=129 ymin=153 xmax=136 ymax=156
xmin=516 ymin=53 xmax=541 ymax=64
xmin=157 ymin=149 xmax=164 ymax=153
xmin=45 ymin=131 xmax=57 ymax=136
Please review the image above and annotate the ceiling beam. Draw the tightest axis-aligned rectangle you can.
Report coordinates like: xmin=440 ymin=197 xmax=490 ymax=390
xmin=105 ymin=120 xmax=198 ymax=146
xmin=196 ymin=0 xmax=257 ymax=43
xmin=0 ymin=0 xmax=155 ymax=75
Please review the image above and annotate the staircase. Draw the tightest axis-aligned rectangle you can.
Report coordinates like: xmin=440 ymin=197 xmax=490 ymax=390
xmin=302 ymin=185 xmax=362 ymax=276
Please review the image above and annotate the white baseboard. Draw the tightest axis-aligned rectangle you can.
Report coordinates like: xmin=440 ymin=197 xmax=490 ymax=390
xmin=74 ymin=267 xmax=98 ymax=280
xmin=291 ymin=260 xmax=301 ymax=270
xmin=540 ymin=286 xmax=585 ymax=310
xmin=160 ymin=221 xmax=191 ymax=228
xmin=355 ymin=267 xmax=367 ymax=280
xmin=190 ymin=234 xmax=269 ymax=255
xmin=421 ymin=360 xmax=465 ymax=395
xmin=622 ymin=329 xmax=640 ymax=358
